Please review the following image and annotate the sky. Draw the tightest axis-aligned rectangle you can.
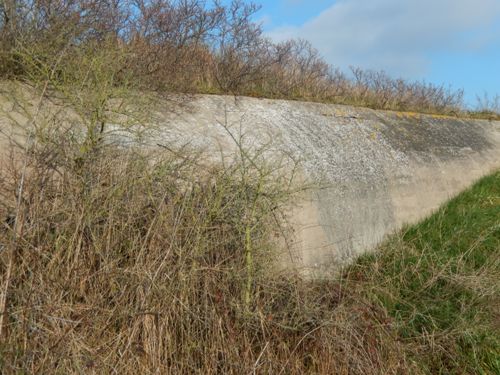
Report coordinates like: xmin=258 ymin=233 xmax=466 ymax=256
xmin=255 ymin=0 xmax=500 ymax=107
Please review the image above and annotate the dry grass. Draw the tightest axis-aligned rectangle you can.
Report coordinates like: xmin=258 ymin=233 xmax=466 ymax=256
xmin=0 ymin=135 xmax=410 ymax=373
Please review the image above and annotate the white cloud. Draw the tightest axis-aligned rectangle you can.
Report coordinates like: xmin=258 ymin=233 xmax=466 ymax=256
xmin=267 ymin=0 xmax=500 ymax=77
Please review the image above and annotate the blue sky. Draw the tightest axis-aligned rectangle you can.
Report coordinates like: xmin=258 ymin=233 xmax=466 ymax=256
xmin=254 ymin=0 xmax=500 ymax=107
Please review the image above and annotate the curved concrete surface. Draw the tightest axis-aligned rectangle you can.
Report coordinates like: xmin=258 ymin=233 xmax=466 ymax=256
xmin=150 ymin=95 xmax=500 ymax=274
xmin=2 ymin=91 xmax=499 ymax=274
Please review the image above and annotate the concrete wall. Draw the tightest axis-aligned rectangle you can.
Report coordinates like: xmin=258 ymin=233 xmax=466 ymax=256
xmin=151 ymin=95 xmax=500 ymax=274
xmin=2 ymin=91 xmax=499 ymax=273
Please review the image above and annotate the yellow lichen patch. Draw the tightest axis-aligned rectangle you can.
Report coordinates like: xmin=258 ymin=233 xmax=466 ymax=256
xmin=335 ymin=109 xmax=346 ymax=117
xmin=394 ymin=111 xmax=421 ymax=119
xmin=405 ymin=111 xmax=421 ymax=119
xmin=430 ymin=113 xmax=454 ymax=120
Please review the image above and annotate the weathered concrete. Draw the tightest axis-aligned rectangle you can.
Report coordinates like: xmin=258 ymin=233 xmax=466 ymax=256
xmin=149 ymin=95 xmax=500 ymax=274
xmin=2 ymin=91 xmax=499 ymax=274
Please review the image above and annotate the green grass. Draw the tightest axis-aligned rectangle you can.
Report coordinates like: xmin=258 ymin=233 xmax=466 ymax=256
xmin=348 ymin=171 xmax=500 ymax=374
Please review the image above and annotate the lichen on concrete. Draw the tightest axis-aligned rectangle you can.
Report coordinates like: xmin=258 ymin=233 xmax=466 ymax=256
xmin=148 ymin=95 xmax=500 ymax=274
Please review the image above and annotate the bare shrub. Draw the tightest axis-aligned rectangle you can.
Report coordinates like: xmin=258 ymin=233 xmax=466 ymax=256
xmin=0 ymin=0 xmax=470 ymax=116
xmin=210 ymin=0 xmax=268 ymax=93
xmin=472 ymin=92 xmax=500 ymax=119
xmin=259 ymin=39 xmax=330 ymax=99
xmin=126 ymin=0 xmax=222 ymax=91
xmin=346 ymin=67 xmax=464 ymax=114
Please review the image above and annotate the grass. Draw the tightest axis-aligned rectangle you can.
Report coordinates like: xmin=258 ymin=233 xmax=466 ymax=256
xmin=347 ymin=171 xmax=500 ymax=374
xmin=467 ymin=110 xmax=500 ymax=121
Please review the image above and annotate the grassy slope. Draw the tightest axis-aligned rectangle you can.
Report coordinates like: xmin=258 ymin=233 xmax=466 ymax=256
xmin=348 ymin=171 xmax=500 ymax=374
